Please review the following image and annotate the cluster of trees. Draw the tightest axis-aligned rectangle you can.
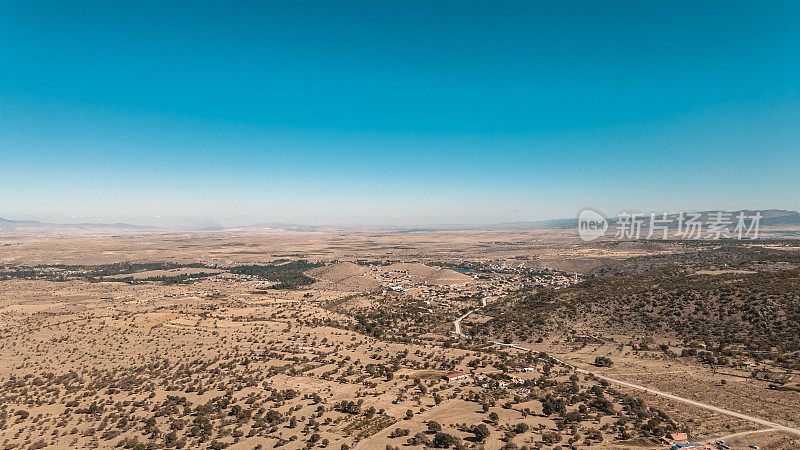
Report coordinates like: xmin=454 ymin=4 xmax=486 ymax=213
xmin=593 ymin=356 xmax=613 ymax=367
xmin=487 ymin=268 xmax=800 ymax=368
xmin=387 ymin=420 xmax=488 ymax=449
xmin=334 ymin=399 xmax=363 ymax=415
xmin=228 ymin=260 xmax=322 ymax=289
xmin=116 ymin=272 xmax=216 ymax=285
xmin=0 ymin=262 xmax=212 ymax=281
xmin=588 ymin=243 xmax=800 ymax=276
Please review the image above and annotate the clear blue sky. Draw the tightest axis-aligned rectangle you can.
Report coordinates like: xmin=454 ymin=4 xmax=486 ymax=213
xmin=2 ymin=1 xmax=798 ymax=226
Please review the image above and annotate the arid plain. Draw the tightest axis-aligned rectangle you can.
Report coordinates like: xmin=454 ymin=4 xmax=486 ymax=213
xmin=1 ymin=228 xmax=800 ymax=449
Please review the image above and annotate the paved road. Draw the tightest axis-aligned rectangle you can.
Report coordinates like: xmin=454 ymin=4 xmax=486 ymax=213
xmin=489 ymin=340 xmax=800 ymax=438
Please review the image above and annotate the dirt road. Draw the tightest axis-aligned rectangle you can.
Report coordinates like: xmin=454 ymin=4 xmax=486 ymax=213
xmin=453 ymin=309 xmax=475 ymax=337
xmin=452 ymin=303 xmax=800 ymax=438
xmin=490 ymin=340 xmax=800 ymax=437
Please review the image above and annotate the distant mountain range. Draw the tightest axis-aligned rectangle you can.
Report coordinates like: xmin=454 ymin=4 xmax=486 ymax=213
xmin=1 ymin=209 xmax=799 ymax=235
xmin=0 ymin=217 xmax=158 ymax=233
xmin=0 ymin=217 xmax=40 ymax=225
xmin=521 ymin=209 xmax=800 ymax=229
xmin=0 ymin=217 xmax=155 ymax=229
xmin=759 ymin=209 xmax=800 ymax=225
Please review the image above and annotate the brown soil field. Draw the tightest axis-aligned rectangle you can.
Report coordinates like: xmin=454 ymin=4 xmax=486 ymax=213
xmin=1 ymin=231 xmax=798 ymax=449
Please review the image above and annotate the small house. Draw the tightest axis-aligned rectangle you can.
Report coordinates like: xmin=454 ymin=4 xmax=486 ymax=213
xmin=444 ymin=372 xmax=468 ymax=382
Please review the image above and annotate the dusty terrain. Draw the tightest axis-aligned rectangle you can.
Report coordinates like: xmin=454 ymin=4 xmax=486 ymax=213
xmin=1 ymin=229 xmax=799 ymax=449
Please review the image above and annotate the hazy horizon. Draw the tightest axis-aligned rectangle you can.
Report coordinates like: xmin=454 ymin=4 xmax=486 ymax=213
xmin=3 ymin=208 xmax=798 ymax=230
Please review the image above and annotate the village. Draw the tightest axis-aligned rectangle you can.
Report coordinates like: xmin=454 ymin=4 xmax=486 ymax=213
xmin=1 ymin=246 xmax=797 ymax=449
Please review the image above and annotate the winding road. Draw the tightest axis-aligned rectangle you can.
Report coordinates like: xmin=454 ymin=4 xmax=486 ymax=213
xmin=453 ymin=309 xmax=475 ymax=337
xmin=454 ymin=308 xmax=800 ymax=438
